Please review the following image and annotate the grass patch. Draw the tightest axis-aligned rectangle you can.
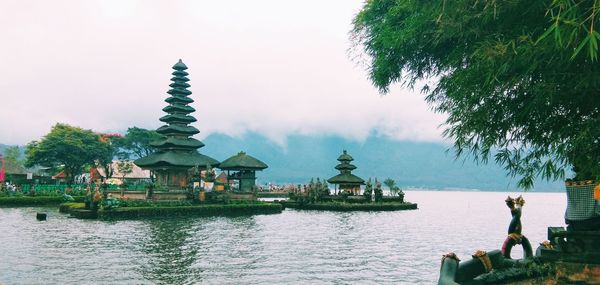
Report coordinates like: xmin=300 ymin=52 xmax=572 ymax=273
xmin=59 ymin=202 xmax=86 ymax=213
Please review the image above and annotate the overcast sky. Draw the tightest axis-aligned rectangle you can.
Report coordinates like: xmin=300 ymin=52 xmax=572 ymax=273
xmin=0 ymin=0 xmax=446 ymax=146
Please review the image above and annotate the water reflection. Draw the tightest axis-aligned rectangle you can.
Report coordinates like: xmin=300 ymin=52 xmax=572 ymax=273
xmin=0 ymin=192 xmax=567 ymax=284
xmin=137 ymin=218 xmax=200 ymax=284
xmin=191 ymin=216 xmax=267 ymax=284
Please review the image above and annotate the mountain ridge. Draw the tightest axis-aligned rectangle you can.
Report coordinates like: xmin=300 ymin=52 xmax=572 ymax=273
xmin=199 ymin=132 xmax=564 ymax=192
xmin=1 ymin=134 xmax=565 ymax=192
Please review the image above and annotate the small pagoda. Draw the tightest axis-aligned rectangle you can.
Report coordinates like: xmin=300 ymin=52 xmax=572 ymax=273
xmin=219 ymin=151 xmax=268 ymax=192
xmin=135 ymin=59 xmax=219 ymax=190
xmin=327 ymin=150 xmax=365 ymax=195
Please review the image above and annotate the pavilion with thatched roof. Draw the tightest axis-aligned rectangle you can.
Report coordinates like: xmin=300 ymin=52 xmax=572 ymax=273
xmin=327 ymin=150 xmax=365 ymax=195
xmin=219 ymin=151 xmax=268 ymax=192
xmin=135 ymin=59 xmax=219 ymax=190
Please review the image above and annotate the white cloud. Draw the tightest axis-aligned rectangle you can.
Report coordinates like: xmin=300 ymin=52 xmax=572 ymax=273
xmin=0 ymin=0 xmax=446 ymax=146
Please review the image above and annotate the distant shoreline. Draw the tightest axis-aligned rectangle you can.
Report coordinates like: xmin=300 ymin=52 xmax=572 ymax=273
xmin=400 ymin=187 xmax=565 ymax=193
xmin=256 ymin=187 xmax=565 ymax=193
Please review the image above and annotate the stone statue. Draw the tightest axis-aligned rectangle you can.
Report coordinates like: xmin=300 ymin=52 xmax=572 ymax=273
xmin=505 ymin=196 xmax=525 ymax=235
xmin=501 ymin=195 xmax=532 ymax=259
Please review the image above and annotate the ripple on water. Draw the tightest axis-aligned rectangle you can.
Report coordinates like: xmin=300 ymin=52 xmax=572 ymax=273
xmin=0 ymin=191 xmax=566 ymax=284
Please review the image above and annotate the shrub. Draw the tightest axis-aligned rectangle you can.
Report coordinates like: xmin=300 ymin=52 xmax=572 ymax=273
xmin=116 ymin=199 xmax=194 ymax=208
xmin=346 ymin=196 xmax=368 ymax=204
xmin=0 ymin=196 xmax=68 ymax=206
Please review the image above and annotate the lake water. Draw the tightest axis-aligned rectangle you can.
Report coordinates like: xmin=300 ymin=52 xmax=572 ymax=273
xmin=0 ymin=191 xmax=566 ymax=284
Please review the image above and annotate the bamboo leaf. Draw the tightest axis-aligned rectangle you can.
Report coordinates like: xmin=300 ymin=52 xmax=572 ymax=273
xmin=571 ymin=35 xmax=591 ymax=59
xmin=588 ymin=32 xmax=598 ymax=61
xmin=536 ymin=24 xmax=556 ymax=44
xmin=554 ymin=24 xmax=563 ymax=46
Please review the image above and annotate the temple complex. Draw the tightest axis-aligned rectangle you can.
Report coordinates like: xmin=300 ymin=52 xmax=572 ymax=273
xmin=327 ymin=150 xmax=364 ymax=195
xmin=219 ymin=151 xmax=268 ymax=192
xmin=135 ymin=60 xmax=219 ymax=190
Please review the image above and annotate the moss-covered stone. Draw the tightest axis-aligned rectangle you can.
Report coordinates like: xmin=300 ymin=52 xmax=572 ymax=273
xmin=70 ymin=209 xmax=98 ymax=219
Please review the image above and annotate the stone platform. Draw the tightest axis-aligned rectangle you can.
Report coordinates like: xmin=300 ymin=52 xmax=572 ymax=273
xmin=539 ymin=227 xmax=600 ymax=264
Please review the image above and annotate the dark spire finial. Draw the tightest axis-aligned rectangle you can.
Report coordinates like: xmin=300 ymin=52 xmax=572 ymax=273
xmin=173 ymin=59 xmax=188 ymax=70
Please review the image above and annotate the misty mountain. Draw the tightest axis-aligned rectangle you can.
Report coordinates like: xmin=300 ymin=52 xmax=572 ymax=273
xmin=1 ymin=135 xmax=565 ymax=192
xmin=200 ymin=133 xmax=565 ymax=192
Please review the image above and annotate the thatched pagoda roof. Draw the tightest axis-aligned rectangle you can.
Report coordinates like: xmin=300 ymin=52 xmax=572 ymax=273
xmin=337 ymin=150 xmax=354 ymax=162
xmin=328 ymin=150 xmax=364 ymax=185
xmin=335 ymin=163 xmax=357 ymax=171
xmin=219 ymin=151 xmax=268 ymax=171
xmin=327 ymin=173 xmax=365 ymax=185
xmin=135 ymin=151 xmax=219 ymax=169
xmin=150 ymin=137 xmax=205 ymax=149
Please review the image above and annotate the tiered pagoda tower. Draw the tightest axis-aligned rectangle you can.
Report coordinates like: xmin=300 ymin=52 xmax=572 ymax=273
xmin=327 ymin=150 xmax=365 ymax=195
xmin=135 ymin=59 xmax=219 ymax=190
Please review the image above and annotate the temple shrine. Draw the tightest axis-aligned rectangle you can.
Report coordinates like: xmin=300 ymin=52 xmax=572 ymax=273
xmin=327 ymin=150 xmax=364 ymax=195
xmin=219 ymin=151 xmax=268 ymax=192
xmin=135 ymin=59 xmax=219 ymax=190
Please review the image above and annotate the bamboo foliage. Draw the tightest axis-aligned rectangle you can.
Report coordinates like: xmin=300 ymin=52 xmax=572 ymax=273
xmin=353 ymin=0 xmax=600 ymax=188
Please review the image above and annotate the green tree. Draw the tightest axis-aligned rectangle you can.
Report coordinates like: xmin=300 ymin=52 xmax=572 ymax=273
xmin=383 ymin=178 xmax=396 ymax=195
xmin=96 ymin=134 xmax=126 ymax=181
xmin=320 ymin=178 xmax=330 ymax=197
xmin=2 ymin=146 xmax=25 ymax=173
xmin=353 ymin=0 xmax=600 ymax=188
xmin=121 ymin=127 xmax=163 ymax=159
xmin=25 ymin=123 xmax=112 ymax=183
xmin=363 ymin=178 xmax=373 ymax=202
xmin=116 ymin=160 xmax=134 ymax=188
